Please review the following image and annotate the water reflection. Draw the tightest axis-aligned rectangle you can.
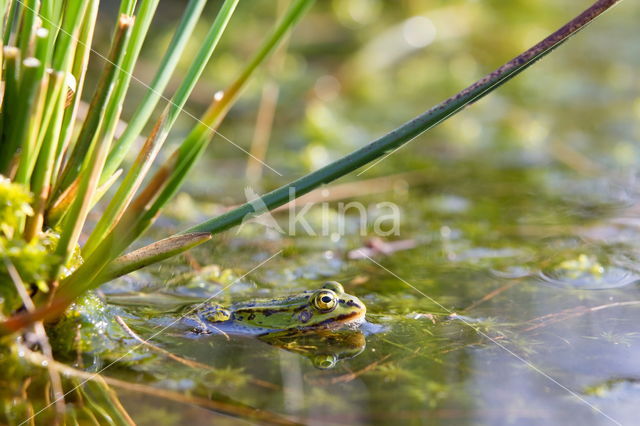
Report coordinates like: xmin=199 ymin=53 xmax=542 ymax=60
xmin=263 ymin=329 xmax=366 ymax=369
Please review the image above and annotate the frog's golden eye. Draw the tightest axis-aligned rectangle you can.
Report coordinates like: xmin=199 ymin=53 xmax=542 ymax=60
xmin=322 ymin=281 xmax=344 ymax=294
xmin=313 ymin=354 xmax=338 ymax=369
xmin=312 ymin=290 xmax=337 ymax=312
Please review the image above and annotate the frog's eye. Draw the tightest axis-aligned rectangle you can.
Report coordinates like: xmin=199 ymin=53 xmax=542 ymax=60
xmin=312 ymin=290 xmax=338 ymax=312
xmin=322 ymin=281 xmax=344 ymax=294
xmin=313 ymin=354 xmax=338 ymax=369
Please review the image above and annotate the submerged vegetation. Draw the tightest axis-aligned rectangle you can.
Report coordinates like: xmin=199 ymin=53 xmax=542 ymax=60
xmin=0 ymin=0 xmax=636 ymax=423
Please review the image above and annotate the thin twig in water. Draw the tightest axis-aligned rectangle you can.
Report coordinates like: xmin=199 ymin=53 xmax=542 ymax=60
xmin=523 ymin=301 xmax=640 ymax=332
xmin=20 ymin=347 xmax=300 ymax=425
xmin=463 ymin=279 xmax=523 ymax=312
xmin=20 ymin=377 xmax=35 ymax=425
xmin=1 ymin=252 xmax=65 ymax=423
xmin=114 ymin=315 xmax=278 ymax=390
xmin=115 ymin=315 xmax=208 ymax=368
xmin=348 ymin=237 xmax=418 ymax=260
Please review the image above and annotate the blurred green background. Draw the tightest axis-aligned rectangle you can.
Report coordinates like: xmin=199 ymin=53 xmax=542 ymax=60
xmin=89 ymin=0 xmax=639 ymax=206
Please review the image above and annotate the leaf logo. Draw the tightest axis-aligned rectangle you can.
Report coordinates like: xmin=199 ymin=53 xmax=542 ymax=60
xmin=237 ymin=186 xmax=284 ymax=234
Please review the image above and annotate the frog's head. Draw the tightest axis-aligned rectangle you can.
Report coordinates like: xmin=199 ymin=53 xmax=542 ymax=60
xmin=300 ymin=281 xmax=366 ymax=329
xmin=230 ymin=281 xmax=366 ymax=332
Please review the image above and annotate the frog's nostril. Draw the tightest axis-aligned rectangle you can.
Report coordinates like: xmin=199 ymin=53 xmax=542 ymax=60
xmin=298 ymin=310 xmax=312 ymax=323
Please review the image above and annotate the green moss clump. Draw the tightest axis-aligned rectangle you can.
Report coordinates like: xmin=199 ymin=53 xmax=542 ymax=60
xmin=0 ymin=237 xmax=57 ymax=314
xmin=0 ymin=176 xmax=33 ymax=239
xmin=49 ymin=293 xmax=117 ymax=356
xmin=0 ymin=178 xmax=48 ymax=315
xmin=0 ymin=178 xmax=84 ymax=316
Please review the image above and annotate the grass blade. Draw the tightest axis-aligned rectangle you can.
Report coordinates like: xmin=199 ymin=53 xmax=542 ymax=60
xmin=40 ymin=0 xmax=64 ymax=52
xmin=52 ymin=9 xmax=139 ymax=199
xmin=100 ymin=0 xmax=209 ymax=183
xmin=0 ymin=46 xmax=21 ymax=173
xmin=23 ymin=71 xmax=66 ymax=241
xmin=12 ymin=57 xmax=44 ymax=186
xmin=52 ymin=0 xmax=100 ymax=185
xmin=53 ymin=0 xmax=161 ymax=197
xmin=2 ymin=0 xmax=17 ymax=45
xmin=100 ymin=232 xmax=212 ymax=281
xmin=50 ymin=0 xmax=87 ymax=71
xmin=16 ymin=0 xmax=37 ymax=56
xmin=53 ymin=16 xmax=134 ymax=267
xmin=84 ymin=0 xmax=240 ymax=256
xmin=0 ymin=0 xmax=10 ymax=45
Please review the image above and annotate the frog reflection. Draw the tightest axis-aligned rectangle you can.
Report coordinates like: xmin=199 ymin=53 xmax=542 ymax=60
xmin=262 ymin=328 xmax=366 ymax=369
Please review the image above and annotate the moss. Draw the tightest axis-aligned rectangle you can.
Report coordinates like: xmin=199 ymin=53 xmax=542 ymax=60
xmin=0 ymin=176 xmax=33 ymax=239
xmin=49 ymin=293 xmax=116 ymax=356
xmin=0 ymin=179 xmax=84 ymax=316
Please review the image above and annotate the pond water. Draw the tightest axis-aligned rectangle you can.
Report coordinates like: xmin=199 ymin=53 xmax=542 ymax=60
xmin=3 ymin=0 xmax=639 ymax=424
xmin=61 ymin=159 xmax=638 ymax=425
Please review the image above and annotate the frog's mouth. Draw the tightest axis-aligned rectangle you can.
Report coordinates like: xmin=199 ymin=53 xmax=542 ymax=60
xmin=314 ymin=308 xmax=366 ymax=330
xmin=339 ymin=298 xmax=367 ymax=327
xmin=343 ymin=309 xmax=367 ymax=328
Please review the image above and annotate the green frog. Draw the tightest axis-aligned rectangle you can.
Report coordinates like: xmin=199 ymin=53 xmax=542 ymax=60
xmin=189 ymin=281 xmax=366 ymax=336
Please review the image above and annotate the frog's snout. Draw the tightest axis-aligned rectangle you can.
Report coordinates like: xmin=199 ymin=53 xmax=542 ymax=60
xmin=342 ymin=295 xmax=366 ymax=323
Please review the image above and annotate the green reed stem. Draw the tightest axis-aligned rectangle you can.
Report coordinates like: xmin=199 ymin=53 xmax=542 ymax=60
xmin=54 ymin=0 xmax=160 ymax=197
xmin=26 ymin=1 xmax=89 ymax=200
xmin=39 ymin=0 xmax=63 ymax=51
xmin=33 ymin=26 xmax=49 ymax=72
xmin=120 ymin=0 xmax=137 ymax=16
xmin=12 ymin=57 xmax=44 ymax=186
xmin=84 ymin=0 xmax=240 ymax=256
xmin=4 ymin=0 xmax=18 ymax=43
xmin=11 ymin=28 xmax=50 ymax=187
xmin=100 ymin=0 xmax=208 ymax=184
xmin=101 ymin=232 xmax=212 ymax=281
xmin=2 ymin=0 xmax=16 ymax=44
xmin=24 ymin=72 xmax=65 ymax=241
xmin=52 ymin=0 xmax=99 ymax=185
xmin=121 ymin=0 xmax=315 ymax=241
xmin=52 ymin=8 xmax=139 ymax=199
xmin=0 ymin=0 xmax=10 ymax=44
xmin=0 ymin=46 xmax=20 ymax=173
xmin=92 ymin=0 xmax=161 ymax=154
xmin=53 ymin=16 xmax=133 ymax=267
xmin=17 ymin=0 xmax=37 ymax=56
xmin=50 ymin=0 xmax=86 ymax=72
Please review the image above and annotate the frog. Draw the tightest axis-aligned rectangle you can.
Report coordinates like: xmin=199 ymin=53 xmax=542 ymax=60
xmin=188 ymin=281 xmax=366 ymax=336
